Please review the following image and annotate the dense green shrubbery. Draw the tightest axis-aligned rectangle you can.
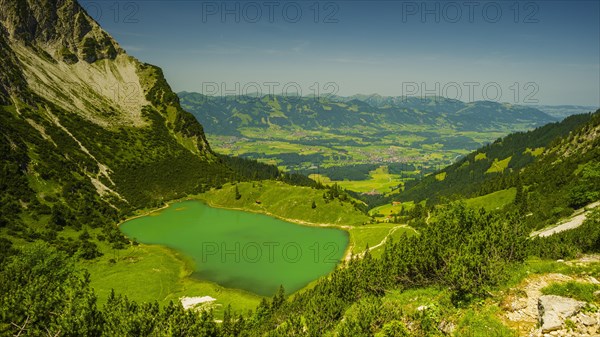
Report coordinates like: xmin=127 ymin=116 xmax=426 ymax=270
xmin=240 ymin=203 xmax=527 ymax=336
xmin=0 ymin=243 xmax=219 ymax=336
xmin=248 ymin=205 xmax=599 ymax=336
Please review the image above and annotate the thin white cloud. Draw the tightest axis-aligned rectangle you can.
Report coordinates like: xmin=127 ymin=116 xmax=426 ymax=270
xmin=291 ymin=40 xmax=310 ymax=53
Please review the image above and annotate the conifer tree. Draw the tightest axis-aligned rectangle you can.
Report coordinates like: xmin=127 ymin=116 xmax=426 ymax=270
xmin=234 ymin=185 xmax=241 ymax=200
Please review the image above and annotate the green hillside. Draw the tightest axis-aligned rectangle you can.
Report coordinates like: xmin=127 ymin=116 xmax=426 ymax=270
xmin=464 ymin=188 xmax=517 ymax=212
xmin=197 ymin=181 xmax=370 ymax=227
xmin=399 ymin=112 xmax=597 ymax=204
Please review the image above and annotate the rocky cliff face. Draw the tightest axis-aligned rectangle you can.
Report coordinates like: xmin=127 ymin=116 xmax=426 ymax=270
xmin=0 ymin=22 xmax=27 ymax=104
xmin=0 ymin=0 xmax=121 ymax=63
xmin=0 ymin=0 xmax=228 ymax=230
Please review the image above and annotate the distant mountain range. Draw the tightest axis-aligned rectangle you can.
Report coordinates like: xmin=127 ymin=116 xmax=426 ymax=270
xmin=179 ymin=92 xmax=561 ymax=170
xmin=179 ymin=92 xmax=557 ymax=136
xmin=533 ymin=105 xmax=598 ymax=119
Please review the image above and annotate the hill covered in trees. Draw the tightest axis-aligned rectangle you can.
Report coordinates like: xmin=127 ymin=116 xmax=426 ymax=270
xmin=380 ymin=109 xmax=600 ymax=233
xmin=400 ymin=112 xmax=593 ymax=197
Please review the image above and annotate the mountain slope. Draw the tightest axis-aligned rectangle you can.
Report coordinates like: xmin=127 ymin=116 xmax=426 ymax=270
xmin=397 ymin=110 xmax=600 ymax=230
xmin=0 ymin=0 xmax=230 ymax=238
xmin=400 ymin=112 xmax=597 ymax=203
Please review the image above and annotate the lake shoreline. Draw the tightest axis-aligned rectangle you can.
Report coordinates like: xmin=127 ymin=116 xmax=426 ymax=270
xmin=118 ymin=194 xmax=353 ymax=296
xmin=118 ymin=192 xmax=356 ymax=262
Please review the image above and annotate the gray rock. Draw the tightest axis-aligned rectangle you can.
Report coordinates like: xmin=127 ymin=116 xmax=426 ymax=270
xmin=540 ymin=310 xmax=563 ymax=333
xmin=579 ymin=313 xmax=597 ymax=326
xmin=538 ymin=295 xmax=585 ymax=333
xmin=438 ymin=320 xmax=455 ymax=335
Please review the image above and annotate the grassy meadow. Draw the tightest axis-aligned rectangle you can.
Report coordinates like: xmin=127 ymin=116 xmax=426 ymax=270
xmin=196 ymin=181 xmax=371 ymax=226
xmin=464 ymin=188 xmax=517 ymax=212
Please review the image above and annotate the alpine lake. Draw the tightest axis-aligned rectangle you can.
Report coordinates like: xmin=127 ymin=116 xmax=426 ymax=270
xmin=120 ymin=200 xmax=349 ymax=296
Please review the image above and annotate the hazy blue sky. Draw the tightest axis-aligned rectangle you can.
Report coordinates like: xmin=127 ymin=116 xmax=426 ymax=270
xmin=84 ymin=0 xmax=600 ymax=106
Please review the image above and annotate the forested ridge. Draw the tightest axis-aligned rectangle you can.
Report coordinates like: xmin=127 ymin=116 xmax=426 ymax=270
xmin=394 ymin=110 xmax=600 ymax=230
xmin=400 ymin=112 xmax=596 ymax=204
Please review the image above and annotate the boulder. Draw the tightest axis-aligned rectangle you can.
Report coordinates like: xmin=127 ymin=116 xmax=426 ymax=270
xmin=537 ymin=295 xmax=585 ymax=333
xmin=578 ymin=313 xmax=597 ymax=326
